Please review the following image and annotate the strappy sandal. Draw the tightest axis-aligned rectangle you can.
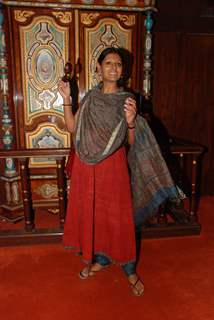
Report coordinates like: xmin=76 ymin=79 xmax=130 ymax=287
xmin=78 ymin=264 xmax=108 ymax=280
xmin=79 ymin=266 xmax=91 ymax=280
xmin=130 ymin=277 xmax=145 ymax=296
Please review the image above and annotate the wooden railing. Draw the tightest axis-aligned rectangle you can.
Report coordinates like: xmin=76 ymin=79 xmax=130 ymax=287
xmin=0 ymin=148 xmax=70 ymax=245
xmin=142 ymin=137 xmax=206 ymax=238
xmin=0 ymin=139 xmax=206 ymax=245
xmin=165 ymin=136 xmax=205 ymax=219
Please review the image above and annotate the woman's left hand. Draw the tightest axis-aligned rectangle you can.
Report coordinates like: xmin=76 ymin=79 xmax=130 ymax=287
xmin=124 ymin=97 xmax=137 ymax=127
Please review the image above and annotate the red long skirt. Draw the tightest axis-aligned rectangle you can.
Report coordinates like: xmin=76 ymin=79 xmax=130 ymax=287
xmin=63 ymin=147 xmax=136 ymax=264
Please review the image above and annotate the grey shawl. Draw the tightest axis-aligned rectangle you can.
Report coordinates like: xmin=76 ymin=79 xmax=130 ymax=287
xmin=73 ymin=86 xmax=131 ymax=164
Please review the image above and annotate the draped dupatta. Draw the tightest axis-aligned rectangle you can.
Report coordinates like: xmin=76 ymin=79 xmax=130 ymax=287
xmin=73 ymin=85 xmax=181 ymax=225
xmin=73 ymin=86 xmax=130 ymax=164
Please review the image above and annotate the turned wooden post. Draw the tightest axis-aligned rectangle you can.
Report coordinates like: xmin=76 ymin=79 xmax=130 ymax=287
xmin=189 ymin=155 xmax=199 ymax=223
xmin=178 ymin=153 xmax=184 ymax=187
xmin=56 ymin=157 xmax=67 ymax=228
xmin=19 ymin=158 xmax=35 ymax=231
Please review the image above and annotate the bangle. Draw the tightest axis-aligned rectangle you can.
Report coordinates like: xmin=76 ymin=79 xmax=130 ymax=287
xmin=63 ymin=104 xmax=72 ymax=107
xmin=128 ymin=124 xmax=135 ymax=129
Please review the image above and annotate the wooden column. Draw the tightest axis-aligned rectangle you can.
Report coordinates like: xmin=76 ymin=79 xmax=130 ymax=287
xmin=189 ymin=155 xmax=199 ymax=223
xmin=19 ymin=158 xmax=35 ymax=231
xmin=0 ymin=5 xmax=21 ymax=219
xmin=143 ymin=1 xmax=157 ymax=98
xmin=56 ymin=157 xmax=67 ymax=228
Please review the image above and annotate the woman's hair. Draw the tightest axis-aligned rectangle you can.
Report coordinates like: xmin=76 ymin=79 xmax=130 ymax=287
xmin=97 ymin=47 xmax=126 ymax=87
xmin=97 ymin=47 xmax=125 ymax=66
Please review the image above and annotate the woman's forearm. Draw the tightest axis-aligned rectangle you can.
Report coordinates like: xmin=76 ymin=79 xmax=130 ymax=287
xmin=58 ymin=80 xmax=77 ymax=133
xmin=63 ymin=97 xmax=76 ymax=133
xmin=127 ymin=126 xmax=135 ymax=145
xmin=124 ymin=97 xmax=136 ymax=145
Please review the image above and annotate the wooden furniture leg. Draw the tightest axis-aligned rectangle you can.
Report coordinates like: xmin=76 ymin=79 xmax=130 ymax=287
xmin=19 ymin=158 xmax=35 ymax=231
xmin=190 ymin=155 xmax=198 ymax=223
xmin=56 ymin=157 xmax=67 ymax=228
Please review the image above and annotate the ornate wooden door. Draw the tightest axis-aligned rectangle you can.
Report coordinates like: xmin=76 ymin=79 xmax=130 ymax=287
xmin=11 ymin=8 xmax=75 ymax=166
xmin=78 ymin=10 xmax=142 ymax=96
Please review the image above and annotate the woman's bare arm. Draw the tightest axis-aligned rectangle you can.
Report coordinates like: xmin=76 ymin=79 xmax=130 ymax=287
xmin=58 ymin=80 xmax=79 ymax=133
xmin=124 ymin=97 xmax=137 ymax=145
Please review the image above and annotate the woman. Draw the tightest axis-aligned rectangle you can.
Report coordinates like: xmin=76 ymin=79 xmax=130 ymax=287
xmin=58 ymin=47 xmax=145 ymax=296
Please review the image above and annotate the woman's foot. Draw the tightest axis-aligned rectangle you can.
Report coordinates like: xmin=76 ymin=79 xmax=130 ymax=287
xmin=128 ymin=274 xmax=145 ymax=296
xmin=79 ymin=263 xmax=108 ymax=280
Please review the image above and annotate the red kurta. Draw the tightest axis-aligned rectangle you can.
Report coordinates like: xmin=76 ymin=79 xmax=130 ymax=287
xmin=63 ymin=147 xmax=136 ymax=264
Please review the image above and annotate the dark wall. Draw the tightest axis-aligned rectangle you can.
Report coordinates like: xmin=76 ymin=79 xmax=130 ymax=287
xmin=152 ymin=0 xmax=214 ymax=194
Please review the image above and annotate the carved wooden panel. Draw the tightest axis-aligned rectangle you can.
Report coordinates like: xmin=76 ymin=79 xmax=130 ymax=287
xmin=78 ymin=10 xmax=142 ymax=96
xmin=11 ymin=8 xmax=75 ymax=166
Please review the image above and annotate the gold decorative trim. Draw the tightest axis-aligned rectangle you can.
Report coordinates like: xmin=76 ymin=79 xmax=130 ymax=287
xmin=116 ymin=14 xmax=135 ymax=26
xmin=30 ymin=175 xmax=57 ymax=179
xmin=52 ymin=11 xmax=72 ymax=24
xmin=48 ymin=208 xmax=59 ymax=215
xmin=126 ymin=0 xmax=137 ymax=5
xmin=144 ymin=0 xmax=156 ymax=6
xmin=81 ymin=12 xmax=100 ymax=25
xmin=35 ymin=183 xmax=58 ymax=199
xmin=104 ymin=0 xmax=116 ymax=4
xmin=3 ymin=2 xmax=149 ymax=12
xmin=14 ymin=10 xmax=35 ymax=23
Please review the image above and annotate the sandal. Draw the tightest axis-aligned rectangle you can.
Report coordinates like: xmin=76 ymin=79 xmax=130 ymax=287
xmin=78 ymin=266 xmax=91 ymax=280
xmin=78 ymin=263 xmax=108 ymax=280
xmin=129 ymin=277 xmax=145 ymax=296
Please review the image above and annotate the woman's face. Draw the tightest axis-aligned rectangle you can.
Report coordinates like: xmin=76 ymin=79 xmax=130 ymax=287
xmin=98 ymin=53 xmax=123 ymax=84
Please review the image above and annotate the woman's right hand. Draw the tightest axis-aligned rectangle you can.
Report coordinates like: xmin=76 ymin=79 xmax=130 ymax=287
xmin=58 ymin=80 xmax=71 ymax=101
